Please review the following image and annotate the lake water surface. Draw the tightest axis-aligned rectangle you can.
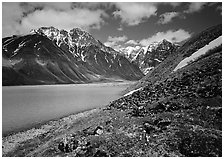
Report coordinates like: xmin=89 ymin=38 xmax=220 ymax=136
xmin=2 ymin=82 xmax=131 ymax=135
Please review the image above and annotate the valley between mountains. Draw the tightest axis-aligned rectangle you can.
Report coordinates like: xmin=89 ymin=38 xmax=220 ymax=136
xmin=2 ymin=24 xmax=222 ymax=157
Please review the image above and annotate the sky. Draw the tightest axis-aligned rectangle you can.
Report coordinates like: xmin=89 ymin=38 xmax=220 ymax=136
xmin=2 ymin=2 xmax=222 ymax=50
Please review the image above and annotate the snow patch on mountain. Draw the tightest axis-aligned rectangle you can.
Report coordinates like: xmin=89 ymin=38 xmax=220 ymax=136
xmin=124 ymin=87 xmax=143 ymax=97
xmin=81 ymin=53 xmax=86 ymax=62
xmin=142 ymin=67 xmax=154 ymax=75
xmin=94 ymin=54 xmax=98 ymax=64
xmin=118 ymin=59 xmax=122 ymax=67
xmin=154 ymin=58 xmax=162 ymax=63
xmin=105 ymin=55 xmax=109 ymax=63
xmin=35 ymin=58 xmax=46 ymax=66
xmin=173 ymin=36 xmax=222 ymax=72
xmin=10 ymin=58 xmax=23 ymax=65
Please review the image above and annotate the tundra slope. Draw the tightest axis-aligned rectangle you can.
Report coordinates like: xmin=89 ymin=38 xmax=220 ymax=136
xmin=2 ymin=24 xmax=222 ymax=157
xmin=2 ymin=27 xmax=143 ymax=86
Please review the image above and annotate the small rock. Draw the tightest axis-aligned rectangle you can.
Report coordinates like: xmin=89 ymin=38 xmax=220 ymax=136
xmin=58 ymin=142 xmax=65 ymax=152
xmin=71 ymin=139 xmax=79 ymax=150
xmin=65 ymin=143 xmax=71 ymax=153
xmin=143 ymin=122 xmax=156 ymax=134
xmin=94 ymin=126 xmax=103 ymax=136
xmin=94 ymin=150 xmax=109 ymax=157
xmin=157 ymin=120 xmax=171 ymax=130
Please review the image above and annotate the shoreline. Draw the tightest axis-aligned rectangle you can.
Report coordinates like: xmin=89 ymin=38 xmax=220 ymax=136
xmin=2 ymin=107 xmax=102 ymax=156
xmin=2 ymin=106 xmax=102 ymax=137
xmin=2 ymin=80 xmax=135 ymax=88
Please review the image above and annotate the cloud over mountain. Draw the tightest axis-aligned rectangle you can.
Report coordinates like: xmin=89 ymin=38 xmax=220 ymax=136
xmin=140 ymin=29 xmax=191 ymax=46
xmin=104 ymin=35 xmax=128 ymax=51
xmin=126 ymin=40 xmax=138 ymax=45
xmin=2 ymin=2 xmax=107 ymax=37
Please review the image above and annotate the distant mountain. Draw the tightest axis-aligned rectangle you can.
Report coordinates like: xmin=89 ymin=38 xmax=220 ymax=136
xmin=2 ymin=27 xmax=144 ymax=86
xmin=125 ymin=24 xmax=222 ymax=94
xmin=119 ymin=45 xmax=142 ymax=60
xmin=121 ymin=39 xmax=179 ymax=74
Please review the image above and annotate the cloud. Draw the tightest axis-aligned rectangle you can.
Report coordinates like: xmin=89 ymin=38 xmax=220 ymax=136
xmin=24 ymin=2 xmax=73 ymax=11
xmin=158 ymin=12 xmax=181 ymax=24
xmin=156 ymin=2 xmax=182 ymax=8
xmin=139 ymin=29 xmax=191 ymax=46
xmin=113 ymin=2 xmax=157 ymax=26
xmin=126 ymin=40 xmax=138 ymax=45
xmin=2 ymin=2 xmax=108 ymax=37
xmin=72 ymin=2 xmax=112 ymax=10
xmin=184 ymin=2 xmax=207 ymax=14
xmin=2 ymin=3 xmax=24 ymax=36
xmin=108 ymin=35 xmax=128 ymax=42
xmin=20 ymin=8 xmax=107 ymax=32
xmin=104 ymin=35 xmax=128 ymax=51
xmin=104 ymin=42 xmax=123 ymax=51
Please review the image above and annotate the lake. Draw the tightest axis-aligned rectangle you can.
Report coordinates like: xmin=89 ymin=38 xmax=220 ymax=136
xmin=2 ymin=82 xmax=132 ymax=135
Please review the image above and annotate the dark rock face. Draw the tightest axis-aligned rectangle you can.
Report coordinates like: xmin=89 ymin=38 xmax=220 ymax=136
xmin=2 ymin=27 xmax=144 ymax=85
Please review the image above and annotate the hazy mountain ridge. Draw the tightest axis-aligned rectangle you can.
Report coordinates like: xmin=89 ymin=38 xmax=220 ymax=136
xmin=120 ymin=39 xmax=179 ymax=74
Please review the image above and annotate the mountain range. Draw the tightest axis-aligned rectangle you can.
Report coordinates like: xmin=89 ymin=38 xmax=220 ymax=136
xmin=2 ymin=26 xmax=183 ymax=86
xmin=2 ymin=27 xmax=144 ymax=86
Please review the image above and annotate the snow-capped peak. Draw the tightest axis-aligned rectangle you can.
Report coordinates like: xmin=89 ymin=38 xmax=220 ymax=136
xmin=29 ymin=27 xmax=121 ymax=63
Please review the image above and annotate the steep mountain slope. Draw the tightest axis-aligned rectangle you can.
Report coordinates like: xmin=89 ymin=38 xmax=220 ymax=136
xmin=2 ymin=28 xmax=143 ymax=86
xmin=126 ymin=24 xmax=222 ymax=93
xmin=2 ymin=25 xmax=221 ymax=157
xmin=3 ymin=34 xmax=94 ymax=85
